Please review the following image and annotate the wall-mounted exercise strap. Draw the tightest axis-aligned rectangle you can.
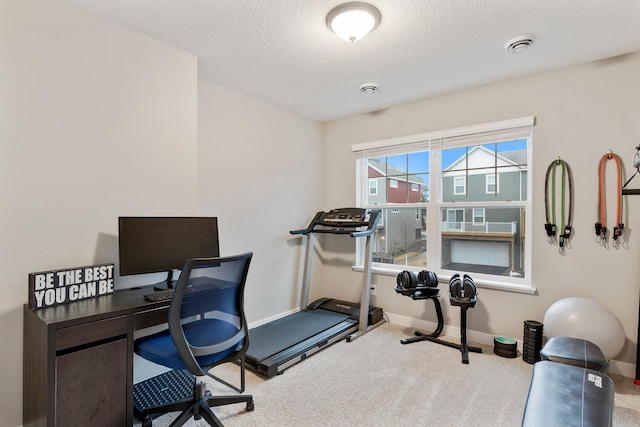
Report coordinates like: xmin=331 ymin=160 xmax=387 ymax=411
xmin=544 ymin=158 xmax=573 ymax=248
xmin=595 ymin=152 xmax=624 ymax=243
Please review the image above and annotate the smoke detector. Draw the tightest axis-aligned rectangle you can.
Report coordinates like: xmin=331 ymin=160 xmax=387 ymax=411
xmin=505 ymin=35 xmax=534 ymax=55
xmin=360 ymin=82 xmax=378 ymax=95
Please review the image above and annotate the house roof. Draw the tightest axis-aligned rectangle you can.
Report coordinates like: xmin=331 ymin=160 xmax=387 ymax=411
xmin=444 ymin=146 xmax=527 ymax=173
xmin=368 ymin=159 xmax=426 ymax=185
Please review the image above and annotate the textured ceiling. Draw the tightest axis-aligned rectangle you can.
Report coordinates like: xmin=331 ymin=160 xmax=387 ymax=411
xmin=66 ymin=0 xmax=640 ymax=122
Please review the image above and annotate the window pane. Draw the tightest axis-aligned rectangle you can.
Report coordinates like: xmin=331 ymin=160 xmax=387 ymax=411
xmin=442 ymin=141 xmax=527 ymax=202
xmin=497 ymin=139 xmax=528 ymax=201
xmin=366 ymin=151 xmax=429 ymax=205
xmin=372 ymin=208 xmax=427 ymax=268
xmin=440 ymin=206 xmax=525 ymax=278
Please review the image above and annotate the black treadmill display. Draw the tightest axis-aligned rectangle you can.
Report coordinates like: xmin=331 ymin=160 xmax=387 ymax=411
xmin=319 ymin=208 xmax=369 ymax=227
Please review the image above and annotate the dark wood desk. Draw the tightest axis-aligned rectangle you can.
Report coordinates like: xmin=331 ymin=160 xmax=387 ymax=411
xmin=23 ymin=285 xmax=170 ymax=427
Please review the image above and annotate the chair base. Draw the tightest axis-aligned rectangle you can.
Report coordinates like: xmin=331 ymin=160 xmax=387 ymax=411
xmin=134 ymin=370 xmax=253 ymax=427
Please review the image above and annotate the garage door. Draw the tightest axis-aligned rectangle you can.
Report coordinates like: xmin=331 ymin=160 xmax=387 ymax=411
xmin=451 ymin=240 xmax=510 ymax=267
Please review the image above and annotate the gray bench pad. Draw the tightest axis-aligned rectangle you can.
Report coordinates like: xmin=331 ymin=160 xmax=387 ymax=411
xmin=540 ymin=336 xmax=609 ymax=373
xmin=522 ymin=361 xmax=614 ymax=427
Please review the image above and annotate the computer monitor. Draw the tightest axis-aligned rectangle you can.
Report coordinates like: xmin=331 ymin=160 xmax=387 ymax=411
xmin=118 ymin=216 xmax=220 ymax=289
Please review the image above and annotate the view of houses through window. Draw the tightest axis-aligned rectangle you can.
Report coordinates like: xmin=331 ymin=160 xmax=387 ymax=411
xmin=354 ymin=118 xmax=533 ymax=285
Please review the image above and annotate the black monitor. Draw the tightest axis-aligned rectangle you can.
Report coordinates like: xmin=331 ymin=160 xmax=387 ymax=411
xmin=118 ymin=216 xmax=220 ymax=289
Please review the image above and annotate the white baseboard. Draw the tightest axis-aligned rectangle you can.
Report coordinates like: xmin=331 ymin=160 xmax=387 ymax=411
xmin=249 ymin=307 xmax=300 ymax=329
xmin=385 ymin=312 xmax=636 ymax=378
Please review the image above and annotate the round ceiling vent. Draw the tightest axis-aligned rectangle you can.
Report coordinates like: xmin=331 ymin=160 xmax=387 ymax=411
xmin=505 ymin=35 xmax=534 ymax=55
xmin=360 ymin=82 xmax=378 ymax=95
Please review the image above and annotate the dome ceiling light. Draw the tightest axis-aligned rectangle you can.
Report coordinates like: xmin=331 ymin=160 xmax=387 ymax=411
xmin=327 ymin=2 xmax=381 ymax=42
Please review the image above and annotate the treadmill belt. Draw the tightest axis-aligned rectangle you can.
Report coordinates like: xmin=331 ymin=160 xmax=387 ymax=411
xmin=248 ymin=309 xmax=348 ymax=361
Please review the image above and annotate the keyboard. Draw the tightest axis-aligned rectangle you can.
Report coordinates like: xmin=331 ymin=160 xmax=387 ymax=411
xmin=144 ymin=288 xmax=174 ymax=302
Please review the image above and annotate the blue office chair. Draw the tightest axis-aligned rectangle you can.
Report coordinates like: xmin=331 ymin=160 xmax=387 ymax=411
xmin=134 ymin=252 xmax=254 ymax=427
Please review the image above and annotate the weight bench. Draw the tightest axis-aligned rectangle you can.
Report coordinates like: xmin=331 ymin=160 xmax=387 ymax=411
xmin=522 ymin=337 xmax=614 ymax=426
xmin=521 ymin=361 xmax=614 ymax=427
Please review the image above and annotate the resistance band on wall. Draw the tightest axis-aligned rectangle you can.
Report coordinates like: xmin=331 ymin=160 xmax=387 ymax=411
xmin=544 ymin=158 xmax=573 ymax=250
xmin=595 ymin=151 xmax=624 ymax=245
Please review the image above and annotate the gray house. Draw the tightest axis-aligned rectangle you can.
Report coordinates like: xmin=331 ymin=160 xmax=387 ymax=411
xmin=441 ymin=146 xmax=527 ymax=276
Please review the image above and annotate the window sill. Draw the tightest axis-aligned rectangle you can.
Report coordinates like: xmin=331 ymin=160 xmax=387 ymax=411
xmin=352 ymin=265 xmax=537 ymax=295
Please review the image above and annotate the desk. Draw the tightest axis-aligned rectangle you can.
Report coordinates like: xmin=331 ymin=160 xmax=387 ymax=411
xmin=23 ymin=285 xmax=171 ymax=427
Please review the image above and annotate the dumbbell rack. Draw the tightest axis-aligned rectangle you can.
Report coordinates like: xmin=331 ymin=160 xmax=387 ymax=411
xmin=397 ymin=287 xmax=482 ymax=363
xmin=399 ymin=292 xmax=444 ymax=344
xmin=449 ymin=294 xmax=483 ymax=364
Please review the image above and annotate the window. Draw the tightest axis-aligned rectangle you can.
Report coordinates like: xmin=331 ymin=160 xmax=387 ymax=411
xmin=369 ymin=179 xmax=378 ymax=195
xmin=453 ymin=176 xmax=466 ymax=195
xmin=445 ymin=209 xmax=464 ymax=231
xmin=486 ymin=174 xmax=497 ymax=194
xmin=353 ymin=117 xmax=534 ymax=290
xmin=472 ymin=208 xmax=485 ymax=224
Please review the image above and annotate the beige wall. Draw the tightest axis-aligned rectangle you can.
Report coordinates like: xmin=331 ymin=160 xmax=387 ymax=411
xmin=0 ymin=1 xmax=197 ymax=425
xmin=197 ymin=79 xmax=324 ymax=323
xmin=1 ymin=2 xmax=323 ymax=425
xmin=323 ymin=52 xmax=640 ymax=373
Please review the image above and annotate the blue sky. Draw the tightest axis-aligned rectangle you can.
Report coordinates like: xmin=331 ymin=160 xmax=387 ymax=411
xmin=383 ymin=139 xmax=527 ymax=172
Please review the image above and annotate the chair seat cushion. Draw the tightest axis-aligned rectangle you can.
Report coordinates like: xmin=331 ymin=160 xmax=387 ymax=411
xmin=135 ymin=318 xmax=241 ymax=371
xmin=540 ymin=336 xmax=609 ymax=373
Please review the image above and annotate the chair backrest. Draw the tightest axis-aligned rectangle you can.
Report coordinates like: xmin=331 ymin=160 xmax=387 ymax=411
xmin=168 ymin=252 xmax=253 ymax=376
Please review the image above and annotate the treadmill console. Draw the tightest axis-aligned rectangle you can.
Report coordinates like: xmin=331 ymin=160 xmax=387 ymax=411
xmin=291 ymin=207 xmax=380 ymax=236
xmin=317 ymin=208 xmax=370 ymax=226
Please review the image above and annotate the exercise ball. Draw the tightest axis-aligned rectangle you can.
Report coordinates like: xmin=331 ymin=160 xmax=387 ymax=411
xmin=543 ymin=297 xmax=625 ymax=359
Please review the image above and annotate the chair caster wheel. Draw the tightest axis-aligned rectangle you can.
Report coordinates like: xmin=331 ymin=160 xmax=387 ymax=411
xmin=247 ymin=400 xmax=255 ymax=412
xmin=142 ymin=416 xmax=153 ymax=427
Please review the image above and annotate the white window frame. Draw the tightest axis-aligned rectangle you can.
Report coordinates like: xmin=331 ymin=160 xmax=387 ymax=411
xmin=389 ymin=179 xmax=398 ymax=188
xmin=352 ymin=116 xmax=535 ymax=294
xmin=453 ymin=176 xmax=466 ymax=195
xmin=486 ymin=173 xmax=498 ymax=194
xmin=369 ymin=179 xmax=378 ymax=195
xmin=472 ymin=208 xmax=485 ymax=224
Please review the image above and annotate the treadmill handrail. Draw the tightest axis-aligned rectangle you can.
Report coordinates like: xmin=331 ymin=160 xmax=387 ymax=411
xmin=290 ymin=209 xmax=380 ymax=237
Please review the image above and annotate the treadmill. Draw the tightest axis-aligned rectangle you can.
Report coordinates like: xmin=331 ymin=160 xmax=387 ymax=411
xmin=246 ymin=207 xmax=384 ymax=378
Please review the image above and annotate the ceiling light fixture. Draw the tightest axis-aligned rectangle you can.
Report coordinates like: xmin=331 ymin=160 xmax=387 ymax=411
xmin=505 ymin=35 xmax=535 ymax=55
xmin=327 ymin=2 xmax=381 ymax=42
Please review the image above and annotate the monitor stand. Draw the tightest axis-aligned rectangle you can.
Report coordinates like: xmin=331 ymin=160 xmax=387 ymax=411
xmin=153 ymin=270 xmax=177 ymax=291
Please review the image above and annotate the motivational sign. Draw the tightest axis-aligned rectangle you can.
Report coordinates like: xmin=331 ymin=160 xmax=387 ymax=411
xmin=28 ymin=264 xmax=115 ymax=309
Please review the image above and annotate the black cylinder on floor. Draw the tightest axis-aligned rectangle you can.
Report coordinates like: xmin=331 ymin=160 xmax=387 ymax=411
xmin=523 ymin=320 xmax=543 ymax=364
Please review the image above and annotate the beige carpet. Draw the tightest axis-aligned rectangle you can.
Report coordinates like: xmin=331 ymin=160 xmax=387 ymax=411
xmin=138 ymin=323 xmax=640 ymax=426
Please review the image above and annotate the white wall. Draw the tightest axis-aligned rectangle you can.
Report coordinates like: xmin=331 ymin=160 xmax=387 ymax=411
xmin=0 ymin=1 xmax=197 ymax=425
xmin=323 ymin=53 xmax=640 ymax=373
xmin=197 ymin=80 xmax=324 ymax=323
